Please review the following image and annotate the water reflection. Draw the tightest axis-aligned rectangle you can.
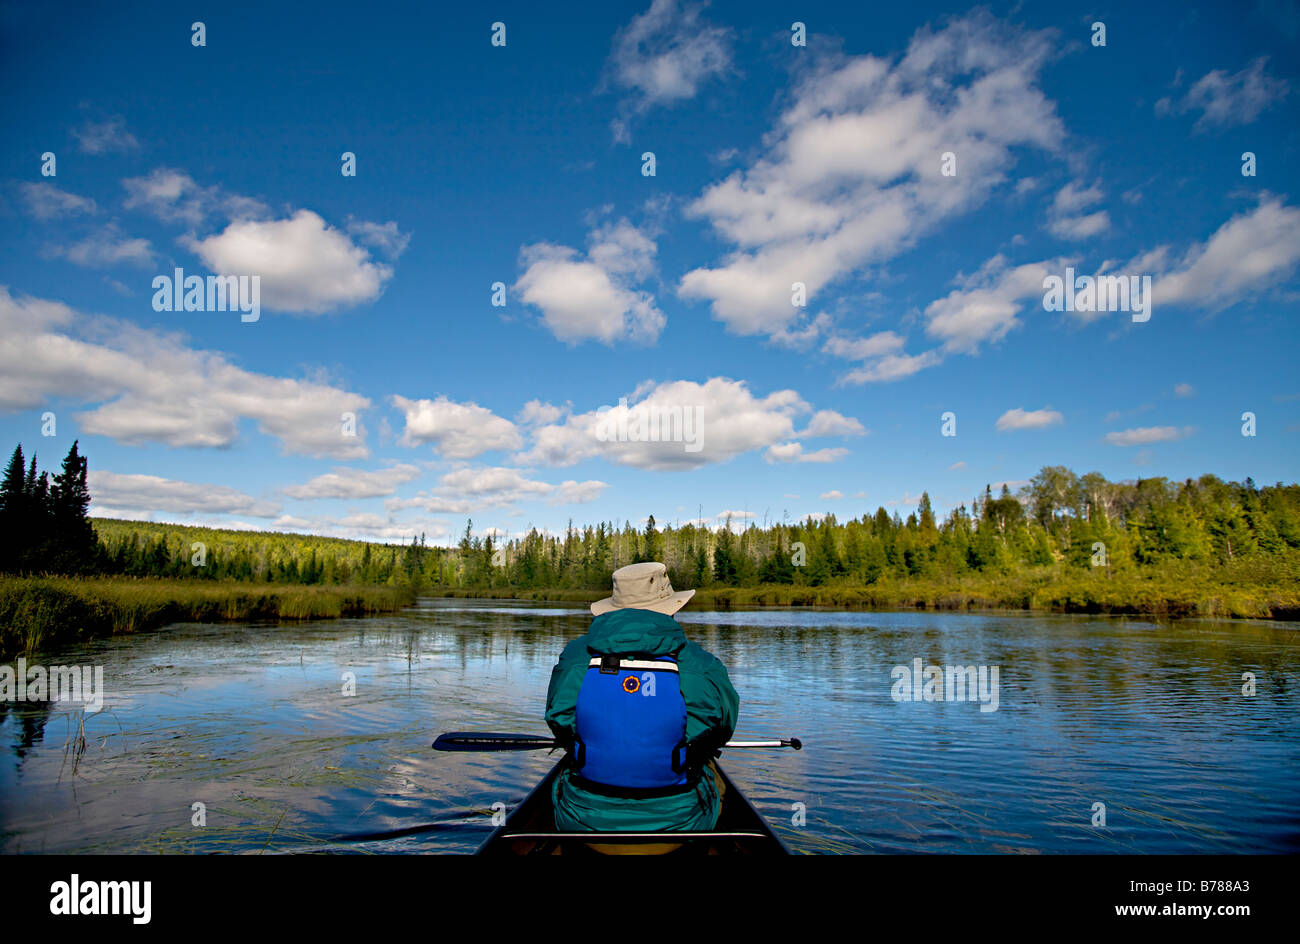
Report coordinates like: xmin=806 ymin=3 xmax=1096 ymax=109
xmin=0 ymin=599 xmax=1296 ymax=853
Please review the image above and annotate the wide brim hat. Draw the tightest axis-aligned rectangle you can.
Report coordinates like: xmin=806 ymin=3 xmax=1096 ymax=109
xmin=591 ymin=561 xmax=695 ymax=616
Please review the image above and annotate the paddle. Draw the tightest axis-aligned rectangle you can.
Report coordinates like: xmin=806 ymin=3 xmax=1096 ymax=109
xmin=433 ymin=732 xmax=802 ymax=751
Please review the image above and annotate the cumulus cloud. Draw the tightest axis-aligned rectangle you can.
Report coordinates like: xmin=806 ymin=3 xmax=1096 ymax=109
xmin=0 ymin=286 xmax=370 ymax=458
xmin=1153 ymin=198 xmax=1300 ymax=311
xmin=18 ymin=182 xmax=97 ymax=220
xmin=1105 ymin=426 xmax=1194 ymax=446
xmin=186 ymin=210 xmax=394 ymax=313
xmin=282 ymin=464 xmax=423 ymax=500
xmin=678 ymin=12 xmax=1062 ymax=339
xmin=89 ymin=470 xmax=280 ymax=517
xmin=516 ymin=400 xmax=568 ymax=426
xmin=995 ymin=407 xmax=1063 ymax=431
xmin=518 ymin=377 xmax=861 ymax=470
xmin=516 ymin=220 xmax=664 ymax=344
xmin=1174 ymin=382 xmax=1195 ymax=397
xmin=1158 ymin=57 xmax=1289 ymax=130
xmin=392 ymin=395 xmax=522 ymax=458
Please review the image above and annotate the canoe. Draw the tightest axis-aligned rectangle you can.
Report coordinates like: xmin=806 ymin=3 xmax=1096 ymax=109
xmin=477 ymin=759 xmax=791 ymax=855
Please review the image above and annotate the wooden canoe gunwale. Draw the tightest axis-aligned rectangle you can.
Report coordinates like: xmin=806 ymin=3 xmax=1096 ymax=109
xmin=476 ymin=758 xmax=791 ymax=855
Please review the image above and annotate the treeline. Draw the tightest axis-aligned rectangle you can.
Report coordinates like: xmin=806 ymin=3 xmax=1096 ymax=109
xmin=0 ymin=442 xmax=98 ymax=574
xmin=441 ymin=468 xmax=1300 ymax=592
xmin=92 ymin=519 xmax=435 ymax=587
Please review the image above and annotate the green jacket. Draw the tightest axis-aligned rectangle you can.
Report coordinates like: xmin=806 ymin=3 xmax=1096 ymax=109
xmin=544 ymin=607 xmax=739 ymax=831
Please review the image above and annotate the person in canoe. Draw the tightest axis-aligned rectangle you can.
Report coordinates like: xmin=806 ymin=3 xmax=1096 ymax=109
xmin=544 ymin=561 xmax=739 ymax=836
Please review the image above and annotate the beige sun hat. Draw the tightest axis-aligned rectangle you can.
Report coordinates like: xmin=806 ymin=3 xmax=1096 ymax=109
xmin=591 ymin=562 xmax=695 ymax=616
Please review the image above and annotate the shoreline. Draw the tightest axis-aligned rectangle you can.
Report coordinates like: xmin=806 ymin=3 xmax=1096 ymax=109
xmin=425 ymin=571 xmax=1300 ymax=622
xmin=0 ymin=576 xmax=417 ymax=658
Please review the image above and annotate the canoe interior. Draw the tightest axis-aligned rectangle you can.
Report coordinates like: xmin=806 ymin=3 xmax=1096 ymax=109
xmin=477 ymin=759 xmax=791 ymax=856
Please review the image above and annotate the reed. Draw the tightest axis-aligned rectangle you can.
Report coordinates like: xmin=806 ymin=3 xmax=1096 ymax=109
xmin=0 ymin=576 xmax=417 ymax=658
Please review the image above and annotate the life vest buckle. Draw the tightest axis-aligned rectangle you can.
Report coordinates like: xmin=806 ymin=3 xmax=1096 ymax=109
xmin=599 ymin=653 xmax=621 ymax=674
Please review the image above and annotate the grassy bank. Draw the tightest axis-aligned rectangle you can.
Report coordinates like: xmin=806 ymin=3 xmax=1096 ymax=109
xmin=428 ymin=558 xmax=1300 ymax=621
xmin=0 ymin=576 xmax=417 ymax=658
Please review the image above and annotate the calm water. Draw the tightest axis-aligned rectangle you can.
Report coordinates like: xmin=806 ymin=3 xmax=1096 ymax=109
xmin=1 ymin=598 xmax=1297 ymax=854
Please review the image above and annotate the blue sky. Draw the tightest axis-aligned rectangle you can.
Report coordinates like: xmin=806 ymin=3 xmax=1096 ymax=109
xmin=1 ymin=0 xmax=1298 ymax=545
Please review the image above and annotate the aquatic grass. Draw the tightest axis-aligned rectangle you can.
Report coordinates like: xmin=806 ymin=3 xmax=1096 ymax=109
xmin=0 ymin=576 xmax=417 ymax=658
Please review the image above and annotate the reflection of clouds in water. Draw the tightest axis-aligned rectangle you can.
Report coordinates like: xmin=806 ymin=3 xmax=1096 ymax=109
xmin=1 ymin=600 xmax=1297 ymax=853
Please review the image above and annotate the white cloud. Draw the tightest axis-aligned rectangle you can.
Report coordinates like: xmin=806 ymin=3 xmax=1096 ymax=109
xmin=73 ymin=116 xmax=139 ymax=154
xmin=516 ymin=220 xmax=664 ymax=344
xmin=519 ymin=377 xmax=859 ymax=470
xmin=764 ymin=442 xmax=848 ymax=463
xmin=283 ymin=464 xmax=423 ymax=500
xmin=89 ymin=470 xmax=280 ymax=517
xmin=820 ymin=490 xmax=844 ymax=500
xmin=392 ymin=395 xmax=522 ymax=459
xmin=516 ymin=400 xmax=567 ymax=426
xmin=607 ymin=0 xmax=733 ymax=135
xmin=995 ymin=407 xmax=1063 ymax=431
xmin=821 ymin=330 xmax=905 ymax=361
xmin=1154 ymin=198 xmax=1300 ymax=311
xmin=1174 ymin=382 xmax=1195 ymax=398
xmin=1163 ymin=58 xmax=1289 ymax=130
xmin=56 ymin=224 xmax=153 ymax=268
xmin=1105 ymin=426 xmax=1193 ymax=446
xmin=840 ymin=350 xmax=943 ymax=385
xmin=0 ymin=286 xmax=371 ymax=458
xmin=186 ymin=210 xmax=394 ymax=314
xmin=1040 ymin=180 xmax=1112 ymax=240
xmin=122 ymin=167 xmax=269 ymax=225
xmin=388 ymin=466 xmax=608 ymax=514
xmin=678 ymin=12 xmax=1063 ymax=339
xmin=798 ymin=409 xmax=867 ymax=438
xmin=1047 ymin=181 xmax=1110 ymax=240
xmin=268 ymin=512 xmax=452 ymax=544
xmin=949 ymin=461 xmax=966 ymax=470
xmin=19 ymin=182 xmax=97 ymax=220
xmin=347 ymin=220 xmax=411 ymax=258
xmin=923 ymin=255 xmax=1062 ymax=353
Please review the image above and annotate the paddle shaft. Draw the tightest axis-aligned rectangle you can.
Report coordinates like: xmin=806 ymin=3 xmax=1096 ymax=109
xmin=433 ymin=732 xmax=802 ymax=752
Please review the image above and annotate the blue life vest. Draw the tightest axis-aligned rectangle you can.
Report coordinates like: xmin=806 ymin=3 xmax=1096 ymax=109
xmin=573 ymin=652 xmax=688 ymax=791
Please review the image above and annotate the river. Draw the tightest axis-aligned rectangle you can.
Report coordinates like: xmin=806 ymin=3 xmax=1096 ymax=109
xmin=1 ymin=598 xmax=1296 ymax=854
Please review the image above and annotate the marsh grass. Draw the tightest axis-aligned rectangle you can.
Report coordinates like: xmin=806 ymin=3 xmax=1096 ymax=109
xmin=0 ymin=576 xmax=416 ymax=658
xmin=430 ymin=556 xmax=1300 ymax=621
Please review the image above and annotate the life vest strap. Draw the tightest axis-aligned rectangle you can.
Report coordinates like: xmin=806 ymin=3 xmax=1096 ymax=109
xmin=587 ymin=657 xmax=679 ymax=673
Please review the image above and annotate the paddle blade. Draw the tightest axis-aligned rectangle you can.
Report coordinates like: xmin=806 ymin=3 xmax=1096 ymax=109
xmin=432 ymin=732 xmax=559 ymax=752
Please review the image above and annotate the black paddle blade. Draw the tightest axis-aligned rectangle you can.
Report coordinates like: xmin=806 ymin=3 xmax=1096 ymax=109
xmin=432 ymin=732 xmax=559 ymax=752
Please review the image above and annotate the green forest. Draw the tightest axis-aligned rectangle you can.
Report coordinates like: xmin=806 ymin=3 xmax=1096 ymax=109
xmin=2 ymin=439 xmax=1299 ymax=658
